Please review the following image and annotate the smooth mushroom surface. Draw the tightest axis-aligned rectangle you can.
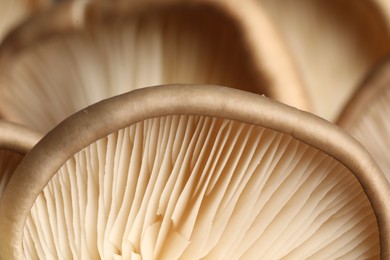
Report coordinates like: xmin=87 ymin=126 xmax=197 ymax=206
xmin=259 ymin=0 xmax=390 ymax=121
xmin=0 ymin=120 xmax=41 ymax=200
xmin=372 ymin=0 xmax=390 ymax=27
xmin=1 ymin=85 xmax=388 ymax=259
xmin=0 ymin=151 xmax=23 ymax=201
xmin=338 ymin=59 xmax=390 ymax=183
xmin=0 ymin=0 xmax=309 ymax=134
xmin=0 ymin=0 xmax=49 ymax=43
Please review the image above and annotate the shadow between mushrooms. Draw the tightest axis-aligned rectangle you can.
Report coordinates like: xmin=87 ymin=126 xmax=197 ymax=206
xmin=0 ymin=85 xmax=388 ymax=259
xmin=0 ymin=0 xmax=309 ymax=134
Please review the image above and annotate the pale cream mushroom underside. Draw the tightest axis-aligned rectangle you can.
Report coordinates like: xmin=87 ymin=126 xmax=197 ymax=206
xmin=338 ymin=58 xmax=390 ymax=184
xmin=0 ymin=85 xmax=389 ymax=259
xmin=259 ymin=0 xmax=390 ymax=121
xmin=0 ymin=120 xmax=41 ymax=200
xmin=0 ymin=0 xmax=50 ymax=42
xmin=0 ymin=0 xmax=309 ymax=134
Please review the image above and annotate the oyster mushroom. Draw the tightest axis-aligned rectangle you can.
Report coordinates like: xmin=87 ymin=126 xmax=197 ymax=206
xmin=0 ymin=120 xmax=41 ymax=199
xmin=259 ymin=0 xmax=390 ymax=121
xmin=338 ymin=58 xmax=390 ymax=182
xmin=0 ymin=0 xmax=308 ymax=134
xmin=0 ymin=0 xmax=49 ymax=42
xmin=0 ymin=85 xmax=388 ymax=259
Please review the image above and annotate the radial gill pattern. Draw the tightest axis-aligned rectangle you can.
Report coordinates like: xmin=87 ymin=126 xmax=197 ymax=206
xmin=0 ymin=5 xmax=260 ymax=134
xmin=345 ymin=88 xmax=390 ymax=182
xmin=0 ymin=150 xmax=22 ymax=200
xmin=259 ymin=0 xmax=390 ymax=121
xmin=22 ymin=115 xmax=379 ymax=259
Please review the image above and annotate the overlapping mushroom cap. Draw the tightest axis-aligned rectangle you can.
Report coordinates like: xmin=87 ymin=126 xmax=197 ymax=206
xmin=0 ymin=120 xmax=41 ymax=200
xmin=0 ymin=121 xmax=39 ymax=258
xmin=259 ymin=0 xmax=390 ymax=121
xmin=0 ymin=1 xmax=390 ymax=259
xmin=338 ymin=59 xmax=390 ymax=183
xmin=1 ymin=85 xmax=388 ymax=259
xmin=0 ymin=0 xmax=309 ymax=134
xmin=0 ymin=0 xmax=49 ymax=42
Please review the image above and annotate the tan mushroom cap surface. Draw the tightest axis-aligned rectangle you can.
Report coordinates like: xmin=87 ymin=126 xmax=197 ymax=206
xmin=0 ymin=0 xmax=309 ymax=134
xmin=0 ymin=0 xmax=49 ymax=42
xmin=0 ymin=120 xmax=42 ymax=200
xmin=259 ymin=0 xmax=390 ymax=121
xmin=0 ymin=85 xmax=388 ymax=259
xmin=338 ymin=58 xmax=390 ymax=183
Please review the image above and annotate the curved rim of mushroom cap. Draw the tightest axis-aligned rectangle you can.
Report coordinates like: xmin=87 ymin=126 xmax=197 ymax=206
xmin=0 ymin=0 xmax=310 ymax=111
xmin=0 ymin=84 xmax=388 ymax=258
xmin=337 ymin=57 xmax=390 ymax=128
xmin=0 ymin=120 xmax=41 ymax=154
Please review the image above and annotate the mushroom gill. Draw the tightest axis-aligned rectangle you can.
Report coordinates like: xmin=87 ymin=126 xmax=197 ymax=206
xmin=0 ymin=0 xmax=308 ymax=134
xmin=1 ymin=85 xmax=388 ymax=259
xmin=338 ymin=59 xmax=390 ymax=183
xmin=258 ymin=0 xmax=390 ymax=121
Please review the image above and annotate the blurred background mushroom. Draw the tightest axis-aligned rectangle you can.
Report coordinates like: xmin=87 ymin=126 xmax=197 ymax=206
xmin=0 ymin=0 xmax=50 ymax=43
xmin=1 ymin=85 xmax=388 ymax=259
xmin=0 ymin=120 xmax=41 ymax=200
xmin=1 ymin=0 xmax=390 ymax=259
xmin=338 ymin=58 xmax=390 ymax=183
xmin=0 ymin=0 xmax=309 ymax=134
xmin=258 ymin=0 xmax=390 ymax=121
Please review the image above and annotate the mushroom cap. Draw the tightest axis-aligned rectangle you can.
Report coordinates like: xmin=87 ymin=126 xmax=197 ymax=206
xmin=0 ymin=85 xmax=388 ymax=259
xmin=0 ymin=0 xmax=49 ymax=42
xmin=0 ymin=0 xmax=309 ymax=134
xmin=0 ymin=120 xmax=42 ymax=199
xmin=338 ymin=57 xmax=390 ymax=183
xmin=259 ymin=0 xmax=390 ymax=121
